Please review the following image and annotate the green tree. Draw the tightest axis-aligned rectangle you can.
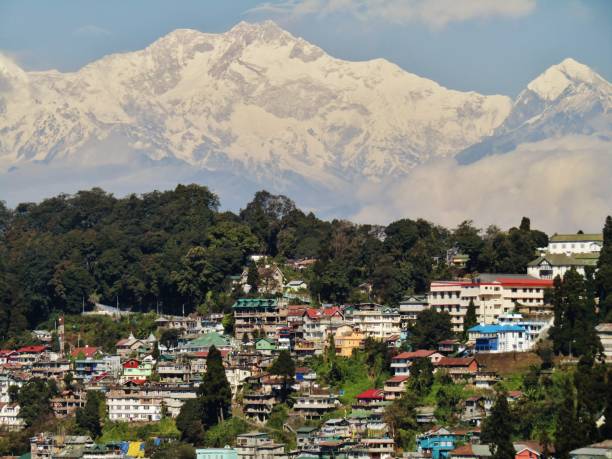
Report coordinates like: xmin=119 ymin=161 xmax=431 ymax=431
xmin=198 ymin=346 xmax=232 ymax=426
xmin=409 ymin=309 xmax=453 ymax=350
xmin=384 ymin=391 xmax=418 ymax=450
xmin=463 ymin=298 xmax=477 ymax=340
xmin=76 ymin=391 xmax=105 ymax=438
xmin=16 ymin=379 xmax=57 ymax=427
xmin=246 ymin=263 xmax=259 ymax=293
xmin=176 ymin=398 xmax=205 ymax=444
xmin=554 ymin=378 xmax=582 ymax=459
xmin=596 ymin=216 xmax=612 ymax=320
xmin=481 ymin=391 xmax=515 ymax=459
xmin=409 ymin=358 xmax=434 ymax=398
xmin=269 ymin=350 xmax=296 ymax=403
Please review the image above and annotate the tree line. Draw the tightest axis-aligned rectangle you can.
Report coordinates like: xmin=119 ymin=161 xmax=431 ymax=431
xmin=1 ymin=184 xmax=610 ymax=342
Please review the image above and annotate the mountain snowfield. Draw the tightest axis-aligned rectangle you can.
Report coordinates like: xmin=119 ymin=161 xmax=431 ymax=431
xmin=0 ymin=21 xmax=610 ymax=229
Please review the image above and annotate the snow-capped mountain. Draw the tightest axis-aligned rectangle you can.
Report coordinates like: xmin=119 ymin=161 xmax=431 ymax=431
xmin=0 ymin=21 xmax=511 ymax=188
xmin=456 ymin=58 xmax=612 ymax=164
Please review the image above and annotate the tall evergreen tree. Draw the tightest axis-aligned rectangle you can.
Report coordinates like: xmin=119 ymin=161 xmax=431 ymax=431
xmin=270 ymin=350 xmax=296 ymax=403
xmin=197 ymin=346 xmax=232 ymax=426
xmin=463 ymin=298 xmax=477 ymax=340
xmin=596 ymin=216 xmax=612 ymax=320
xmin=554 ymin=378 xmax=582 ymax=459
xmin=409 ymin=358 xmax=434 ymax=398
xmin=481 ymin=391 xmax=515 ymax=459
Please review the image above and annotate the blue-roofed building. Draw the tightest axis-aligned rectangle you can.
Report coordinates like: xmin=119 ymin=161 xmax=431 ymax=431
xmin=468 ymin=324 xmax=528 ymax=353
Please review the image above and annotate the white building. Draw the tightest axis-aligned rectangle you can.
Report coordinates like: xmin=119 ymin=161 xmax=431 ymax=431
xmin=428 ymin=274 xmax=553 ymax=333
xmin=545 ymin=233 xmax=602 ymax=255
xmin=348 ymin=305 xmax=401 ymax=339
xmin=528 ymin=233 xmax=602 ymax=280
xmin=595 ymin=323 xmax=612 ymax=362
xmin=399 ymin=295 xmax=428 ymax=329
xmin=0 ymin=402 xmax=26 ymax=430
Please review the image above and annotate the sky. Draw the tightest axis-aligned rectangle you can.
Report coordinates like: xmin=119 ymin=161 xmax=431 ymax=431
xmin=0 ymin=0 xmax=611 ymax=96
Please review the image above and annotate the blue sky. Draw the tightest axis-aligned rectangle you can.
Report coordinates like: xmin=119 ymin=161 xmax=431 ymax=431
xmin=0 ymin=0 xmax=610 ymax=96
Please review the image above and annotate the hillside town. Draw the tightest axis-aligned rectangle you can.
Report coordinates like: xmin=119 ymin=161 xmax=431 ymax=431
xmin=0 ymin=217 xmax=610 ymax=459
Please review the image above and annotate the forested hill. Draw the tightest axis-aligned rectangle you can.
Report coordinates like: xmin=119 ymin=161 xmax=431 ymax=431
xmin=0 ymin=184 xmax=551 ymax=337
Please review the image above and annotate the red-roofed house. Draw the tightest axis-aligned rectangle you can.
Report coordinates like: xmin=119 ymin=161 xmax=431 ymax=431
xmin=0 ymin=350 xmax=17 ymax=365
xmin=391 ymin=350 xmax=444 ymax=375
xmin=384 ymin=375 xmax=409 ymax=400
xmin=15 ymin=345 xmax=49 ymax=364
xmin=435 ymin=357 xmax=479 ymax=380
xmin=70 ymin=345 xmax=99 ymax=360
xmin=302 ymin=307 xmax=345 ymax=349
xmin=356 ymin=389 xmax=385 ymax=405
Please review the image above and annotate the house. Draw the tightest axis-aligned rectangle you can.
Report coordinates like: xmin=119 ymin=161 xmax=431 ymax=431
xmin=284 ymin=280 xmax=308 ymax=292
xmin=391 ymin=350 xmax=444 ymax=376
xmin=544 ymin=233 xmax=603 ymax=255
xmin=348 ymin=305 xmax=401 ymax=340
xmin=32 ymin=329 xmax=53 ymax=342
xmin=334 ymin=326 xmax=365 ymax=357
xmin=196 ymin=447 xmax=238 ymax=459
xmin=428 ymin=274 xmax=553 ymax=332
xmin=302 ymin=307 xmax=345 ymax=347
xmin=14 ymin=344 xmax=49 ymax=364
xmin=383 ymin=375 xmax=409 ymax=400
xmin=255 ymin=338 xmax=277 ymax=355
xmin=468 ymin=325 xmax=530 ymax=353
xmin=294 ymin=393 xmax=341 ymax=419
xmin=121 ymin=359 xmax=153 ymax=382
xmin=461 ymin=395 xmax=494 ymax=425
xmin=235 ymin=432 xmax=287 ymax=459
xmin=527 ymin=253 xmax=599 ymax=280
xmin=399 ymin=295 xmax=429 ymax=329
xmin=70 ymin=345 xmax=99 ymax=360
xmin=435 ymin=357 xmax=479 ymax=380
xmin=296 ymin=426 xmax=319 ymax=449
xmin=243 ymin=392 xmax=278 ymax=421
xmin=50 ymin=390 xmax=86 ymax=418
xmin=438 ymin=339 xmax=464 ymax=355
xmin=233 ymin=298 xmax=287 ymax=340
xmin=355 ymin=389 xmax=385 ymax=406
xmin=106 ymin=389 xmax=163 ymax=422
xmin=0 ymin=402 xmax=26 ymax=430
xmin=0 ymin=350 xmax=17 ymax=365
xmin=241 ymin=264 xmax=286 ymax=295
xmin=595 ymin=323 xmax=612 ymax=361
xmin=115 ymin=333 xmax=148 ymax=357
xmin=417 ymin=427 xmax=472 ymax=459
xmin=179 ymin=332 xmax=231 ymax=353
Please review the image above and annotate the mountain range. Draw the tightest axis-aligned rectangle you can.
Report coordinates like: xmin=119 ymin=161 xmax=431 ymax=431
xmin=0 ymin=21 xmax=610 ymax=223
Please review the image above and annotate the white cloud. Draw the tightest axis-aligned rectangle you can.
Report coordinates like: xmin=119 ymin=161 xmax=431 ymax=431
xmin=247 ymin=0 xmax=536 ymax=28
xmin=73 ymin=25 xmax=112 ymax=38
xmin=351 ymin=135 xmax=612 ymax=233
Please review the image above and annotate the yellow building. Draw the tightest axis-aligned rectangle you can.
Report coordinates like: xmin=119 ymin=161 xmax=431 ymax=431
xmin=334 ymin=326 xmax=365 ymax=357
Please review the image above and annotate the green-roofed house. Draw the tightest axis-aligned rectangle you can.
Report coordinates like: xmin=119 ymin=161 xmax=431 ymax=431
xmin=179 ymin=332 xmax=231 ymax=353
xmin=232 ymin=298 xmax=286 ymax=340
xmin=255 ymin=337 xmax=277 ymax=355
xmin=528 ymin=232 xmax=602 ymax=280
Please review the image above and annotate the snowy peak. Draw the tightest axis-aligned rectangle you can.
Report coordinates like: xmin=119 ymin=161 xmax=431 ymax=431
xmin=456 ymin=58 xmax=611 ymax=165
xmin=526 ymin=58 xmax=605 ymax=101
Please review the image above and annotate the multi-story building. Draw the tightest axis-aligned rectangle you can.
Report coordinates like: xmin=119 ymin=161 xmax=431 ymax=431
xmin=302 ymin=307 xmax=345 ymax=347
xmin=428 ymin=274 xmax=553 ymax=332
xmin=0 ymin=402 xmax=25 ymax=430
xmin=235 ymin=432 xmax=287 ymax=459
xmin=391 ymin=350 xmax=444 ymax=376
xmin=196 ymin=447 xmax=238 ymax=459
xmin=348 ymin=305 xmax=401 ymax=339
xmin=294 ymin=394 xmax=341 ymax=420
xmin=334 ymin=326 xmax=365 ymax=357
xmin=233 ymin=298 xmax=287 ymax=340
xmin=106 ymin=385 xmax=197 ymax=421
xmin=544 ymin=233 xmax=603 ymax=255
xmin=399 ymin=295 xmax=429 ymax=329
xmin=528 ymin=233 xmax=602 ymax=279
xmin=383 ymin=375 xmax=409 ymax=400
xmin=50 ymin=390 xmax=86 ymax=418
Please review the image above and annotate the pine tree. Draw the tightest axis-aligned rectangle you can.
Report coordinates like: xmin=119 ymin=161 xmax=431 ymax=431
xmin=409 ymin=358 xmax=434 ymax=398
xmin=481 ymin=392 xmax=515 ymax=459
xmin=463 ymin=298 xmax=477 ymax=340
xmin=554 ymin=378 xmax=581 ymax=459
xmin=270 ymin=350 xmax=295 ymax=403
xmin=246 ymin=263 xmax=259 ymax=293
xmin=76 ymin=391 xmax=104 ymax=438
xmin=176 ymin=398 xmax=205 ymax=444
xmin=197 ymin=346 xmax=232 ymax=426
xmin=596 ymin=216 xmax=612 ymax=320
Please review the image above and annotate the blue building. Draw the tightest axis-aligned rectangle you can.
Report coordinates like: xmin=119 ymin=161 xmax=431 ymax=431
xmin=417 ymin=427 xmax=471 ymax=459
xmin=196 ymin=447 xmax=238 ymax=459
xmin=468 ymin=324 xmax=528 ymax=353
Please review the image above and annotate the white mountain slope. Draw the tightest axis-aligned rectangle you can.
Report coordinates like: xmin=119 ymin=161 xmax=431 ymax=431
xmin=456 ymin=58 xmax=612 ymax=164
xmin=0 ymin=21 xmax=512 ymax=188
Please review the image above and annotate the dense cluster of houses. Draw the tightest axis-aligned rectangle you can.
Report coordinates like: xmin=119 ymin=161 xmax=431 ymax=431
xmin=0 ymin=235 xmax=610 ymax=458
